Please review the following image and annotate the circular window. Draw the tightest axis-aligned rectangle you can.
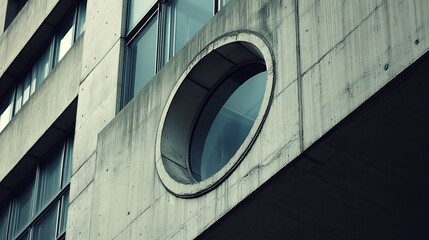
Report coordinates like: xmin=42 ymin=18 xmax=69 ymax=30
xmin=156 ymin=33 xmax=274 ymax=197
xmin=190 ymin=64 xmax=267 ymax=181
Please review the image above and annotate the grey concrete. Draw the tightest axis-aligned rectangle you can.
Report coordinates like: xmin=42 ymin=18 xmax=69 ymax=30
xmin=0 ymin=36 xmax=83 ymax=182
xmin=86 ymin=0 xmax=429 ymax=239
xmin=0 ymin=0 xmax=7 ymax=34
xmin=0 ymin=0 xmax=428 ymax=239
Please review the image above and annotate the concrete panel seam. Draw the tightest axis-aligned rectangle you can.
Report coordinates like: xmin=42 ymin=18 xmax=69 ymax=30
xmin=295 ymin=0 xmax=304 ymax=153
xmin=81 ymin=37 xmax=123 ymax=85
xmin=300 ymin=0 xmax=387 ymax=77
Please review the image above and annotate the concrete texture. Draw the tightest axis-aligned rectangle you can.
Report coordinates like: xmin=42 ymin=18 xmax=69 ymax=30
xmin=85 ymin=0 xmax=429 ymax=239
xmin=1 ymin=0 xmax=428 ymax=239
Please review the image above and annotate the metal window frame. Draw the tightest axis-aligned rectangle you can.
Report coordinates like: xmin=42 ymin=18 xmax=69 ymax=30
xmin=1 ymin=133 xmax=74 ymax=240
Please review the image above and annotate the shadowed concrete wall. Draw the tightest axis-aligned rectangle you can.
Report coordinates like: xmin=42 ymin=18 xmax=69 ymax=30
xmin=62 ymin=0 xmax=429 ymax=239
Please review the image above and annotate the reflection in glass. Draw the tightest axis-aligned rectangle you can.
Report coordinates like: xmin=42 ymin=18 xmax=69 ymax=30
xmin=33 ymin=205 xmax=58 ymax=240
xmin=190 ymin=69 xmax=267 ymax=181
xmin=59 ymin=193 xmax=69 ymax=235
xmin=56 ymin=17 xmax=75 ymax=63
xmin=34 ymin=45 xmax=52 ymax=87
xmin=36 ymin=148 xmax=63 ymax=212
xmin=127 ymin=0 xmax=157 ymax=33
xmin=0 ymin=92 xmax=14 ymax=132
xmin=163 ymin=0 xmax=213 ymax=64
xmin=62 ymin=135 xmax=74 ymax=187
xmin=128 ymin=15 xmax=158 ymax=97
xmin=76 ymin=0 xmax=87 ymax=38
xmin=9 ymin=177 xmax=35 ymax=239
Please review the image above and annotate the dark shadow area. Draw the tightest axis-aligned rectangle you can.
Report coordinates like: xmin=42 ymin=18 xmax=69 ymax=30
xmin=197 ymin=51 xmax=429 ymax=240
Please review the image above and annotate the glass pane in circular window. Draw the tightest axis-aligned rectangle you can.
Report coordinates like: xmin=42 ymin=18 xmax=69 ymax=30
xmin=190 ymin=65 xmax=267 ymax=181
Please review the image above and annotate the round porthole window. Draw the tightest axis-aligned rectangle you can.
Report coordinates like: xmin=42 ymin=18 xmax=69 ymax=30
xmin=189 ymin=65 xmax=267 ymax=181
xmin=156 ymin=33 xmax=274 ymax=197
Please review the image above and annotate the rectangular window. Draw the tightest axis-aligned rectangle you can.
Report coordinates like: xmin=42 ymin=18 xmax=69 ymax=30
xmin=33 ymin=206 xmax=58 ymax=240
xmin=55 ymin=16 xmax=75 ymax=63
xmin=9 ymin=177 xmax=35 ymax=239
xmin=126 ymin=15 xmax=159 ymax=101
xmin=123 ymin=0 xmax=227 ymax=107
xmin=0 ymin=134 xmax=74 ymax=240
xmin=36 ymin=147 xmax=63 ymax=212
xmin=127 ymin=0 xmax=157 ymax=33
xmin=162 ymin=0 xmax=213 ymax=64
xmin=0 ymin=91 xmax=15 ymax=132
xmin=76 ymin=0 xmax=87 ymax=37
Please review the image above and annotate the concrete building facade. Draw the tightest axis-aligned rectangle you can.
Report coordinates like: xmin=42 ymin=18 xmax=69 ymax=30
xmin=0 ymin=0 xmax=428 ymax=239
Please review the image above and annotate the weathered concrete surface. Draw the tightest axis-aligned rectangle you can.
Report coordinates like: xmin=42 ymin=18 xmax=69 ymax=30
xmin=88 ymin=0 xmax=429 ymax=239
xmin=67 ymin=0 xmax=125 ymax=238
xmin=300 ymin=0 xmax=429 ymax=148
xmin=0 ymin=37 xmax=83 ymax=182
xmin=90 ymin=0 xmax=300 ymax=239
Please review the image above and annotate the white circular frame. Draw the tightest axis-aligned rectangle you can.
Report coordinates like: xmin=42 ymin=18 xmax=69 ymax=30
xmin=155 ymin=31 xmax=275 ymax=198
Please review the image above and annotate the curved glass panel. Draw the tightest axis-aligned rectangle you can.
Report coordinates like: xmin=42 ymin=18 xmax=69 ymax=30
xmin=190 ymin=69 xmax=267 ymax=181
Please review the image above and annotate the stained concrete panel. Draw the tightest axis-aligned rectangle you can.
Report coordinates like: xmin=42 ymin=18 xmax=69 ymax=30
xmin=90 ymin=0 xmax=300 ymax=239
xmin=67 ymin=183 xmax=94 ymax=240
xmin=301 ymin=0 xmax=429 ymax=149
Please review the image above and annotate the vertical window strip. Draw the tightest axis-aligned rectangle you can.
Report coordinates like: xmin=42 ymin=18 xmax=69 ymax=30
xmin=0 ymin=134 xmax=74 ymax=240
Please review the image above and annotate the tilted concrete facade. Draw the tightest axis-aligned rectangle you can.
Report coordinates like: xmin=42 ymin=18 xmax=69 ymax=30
xmin=0 ymin=0 xmax=428 ymax=239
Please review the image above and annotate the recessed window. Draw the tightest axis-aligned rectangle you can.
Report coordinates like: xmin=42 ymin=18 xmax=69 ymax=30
xmin=0 ymin=134 xmax=74 ymax=240
xmin=190 ymin=65 xmax=266 ymax=181
xmin=156 ymin=34 xmax=274 ymax=197
xmin=122 ymin=0 xmax=230 ymax=107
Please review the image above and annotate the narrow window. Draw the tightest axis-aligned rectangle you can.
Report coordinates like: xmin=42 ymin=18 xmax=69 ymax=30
xmin=55 ymin=16 xmax=75 ymax=63
xmin=8 ymin=177 xmax=35 ymax=239
xmin=126 ymin=15 xmax=159 ymax=101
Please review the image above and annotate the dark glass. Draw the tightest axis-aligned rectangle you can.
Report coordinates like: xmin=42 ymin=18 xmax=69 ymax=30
xmin=62 ymin=135 xmax=74 ymax=187
xmin=128 ymin=15 xmax=158 ymax=98
xmin=190 ymin=67 xmax=267 ymax=181
xmin=0 ymin=205 xmax=10 ymax=240
xmin=9 ymin=177 xmax=35 ymax=239
xmin=33 ymin=205 xmax=58 ymax=240
xmin=58 ymin=193 xmax=69 ymax=235
xmin=36 ymin=147 xmax=63 ymax=212
xmin=76 ymin=0 xmax=87 ymax=38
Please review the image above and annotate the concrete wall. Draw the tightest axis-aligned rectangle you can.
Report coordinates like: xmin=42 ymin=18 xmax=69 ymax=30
xmin=67 ymin=0 xmax=125 ymax=238
xmin=82 ymin=0 xmax=429 ymax=239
